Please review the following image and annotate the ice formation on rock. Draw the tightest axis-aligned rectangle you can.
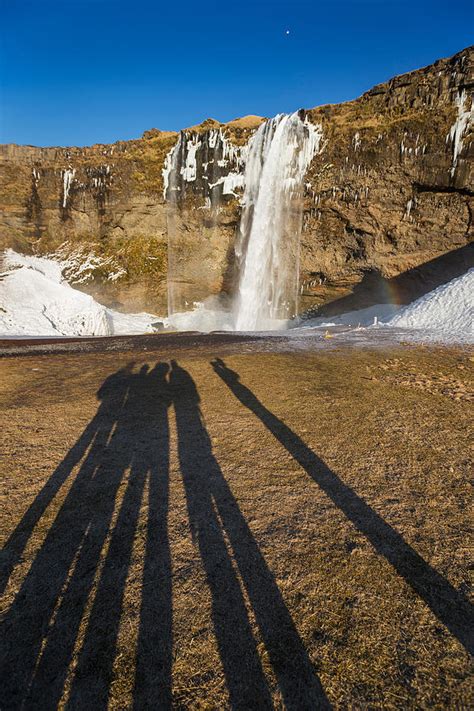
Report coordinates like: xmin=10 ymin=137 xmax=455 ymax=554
xmin=163 ymin=112 xmax=323 ymax=330
xmin=447 ymin=90 xmax=473 ymax=176
xmin=62 ymin=168 xmax=76 ymax=207
xmin=162 ymin=128 xmax=248 ymax=201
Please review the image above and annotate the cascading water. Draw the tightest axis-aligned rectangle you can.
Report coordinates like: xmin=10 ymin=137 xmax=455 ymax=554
xmin=233 ymin=112 xmax=323 ymax=330
xmin=163 ymin=111 xmax=323 ymax=332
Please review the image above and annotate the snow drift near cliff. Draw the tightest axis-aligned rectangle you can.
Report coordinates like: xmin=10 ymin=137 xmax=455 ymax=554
xmin=0 ymin=250 xmax=160 ymax=337
xmin=297 ymin=269 xmax=473 ymax=342
xmin=0 ymin=249 xmax=472 ymax=340
xmin=387 ymin=268 xmax=473 ymax=337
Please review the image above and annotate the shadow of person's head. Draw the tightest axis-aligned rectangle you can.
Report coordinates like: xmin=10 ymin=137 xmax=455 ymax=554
xmin=97 ymin=361 xmax=136 ymax=402
xmin=211 ymin=358 xmax=239 ymax=382
xmin=151 ymin=362 xmax=170 ymax=379
xmin=139 ymin=364 xmax=150 ymax=378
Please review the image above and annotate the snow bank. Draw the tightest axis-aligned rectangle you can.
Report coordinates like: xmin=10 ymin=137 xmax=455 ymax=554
xmin=0 ymin=250 xmax=162 ymax=337
xmin=2 ymin=249 xmax=472 ymax=342
xmin=387 ymin=269 xmax=474 ymax=339
xmin=297 ymin=303 xmax=401 ymax=329
xmin=4 ymin=250 xmax=64 ymax=282
xmin=295 ymin=270 xmax=473 ymax=343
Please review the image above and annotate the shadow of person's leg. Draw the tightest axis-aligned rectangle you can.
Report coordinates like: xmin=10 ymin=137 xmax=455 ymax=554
xmin=63 ymin=366 xmax=155 ymax=709
xmin=211 ymin=358 xmax=474 ymax=656
xmin=1 ymin=366 xmax=134 ymax=709
xmin=134 ymin=364 xmax=173 ymax=710
xmin=19 ymin=368 xmax=136 ymax=708
xmin=170 ymin=361 xmax=273 ymax=710
xmin=0 ymin=363 xmax=134 ymax=597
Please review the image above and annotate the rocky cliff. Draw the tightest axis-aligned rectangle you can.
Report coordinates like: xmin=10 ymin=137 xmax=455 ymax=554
xmin=0 ymin=47 xmax=472 ymax=317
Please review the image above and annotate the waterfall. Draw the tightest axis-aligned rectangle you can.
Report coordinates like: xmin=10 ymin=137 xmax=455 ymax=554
xmin=163 ymin=112 xmax=323 ymax=332
xmin=233 ymin=112 xmax=323 ymax=330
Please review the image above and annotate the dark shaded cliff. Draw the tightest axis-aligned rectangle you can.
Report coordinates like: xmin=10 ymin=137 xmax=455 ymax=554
xmin=0 ymin=47 xmax=472 ymax=315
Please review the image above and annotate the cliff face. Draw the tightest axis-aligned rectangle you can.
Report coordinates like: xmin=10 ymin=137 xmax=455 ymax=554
xmin=0 ymin=134 xmax=176 ymax=311
xmin=0 ymin=47 xmax=472 ymax=316
xmin=301 ymin=47 xmax=473 ymax=314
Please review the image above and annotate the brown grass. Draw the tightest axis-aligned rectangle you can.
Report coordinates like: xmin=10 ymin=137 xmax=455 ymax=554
xmin=1 ymin=344 xmax=473 ymax=708
xmin=225 ymin=116 xmax=266 ymax=130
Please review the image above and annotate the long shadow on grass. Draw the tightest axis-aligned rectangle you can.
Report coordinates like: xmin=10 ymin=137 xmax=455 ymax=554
xmin=170 ymin=360 xmax=328 ymax=710
xmin=0 ymin=363 xmax=134 ymax=597
xmin=1 ymin=363 xmax=173 ymax=710
xmin=211 ymin=358 xmax=474 ymax=656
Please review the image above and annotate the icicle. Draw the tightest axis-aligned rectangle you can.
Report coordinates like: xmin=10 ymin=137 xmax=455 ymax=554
xmin=447 ymin=90 xmax=473 ymax=176
xmin=62 ymin=168 xmax=76 ymax=208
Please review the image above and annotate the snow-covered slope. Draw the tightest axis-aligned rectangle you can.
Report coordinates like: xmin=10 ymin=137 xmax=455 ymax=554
xmin=0 ymin=250 xmax=161 ymax=337
xmin=1 ymin=249 xmax=472 ymax=341
xmin=295 ymin=270 xmax=473 ymax=343
xmin=387 ymin=269 xmax=473 ymax=338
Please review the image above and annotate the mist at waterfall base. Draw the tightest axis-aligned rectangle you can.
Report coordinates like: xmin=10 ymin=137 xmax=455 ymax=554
xmin=165 ymin=112 xmax=323 ymax=333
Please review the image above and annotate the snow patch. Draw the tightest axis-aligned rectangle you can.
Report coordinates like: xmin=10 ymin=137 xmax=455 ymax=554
xmin=298 ymin=303 xmax=401 ymax=330
xmin=295 ymin=271 xmax=473 ymax=343
xmin=0 ymin=250 xmax=162 ymax=337
xmin=387 ymin=269 xmax=474 ymax=338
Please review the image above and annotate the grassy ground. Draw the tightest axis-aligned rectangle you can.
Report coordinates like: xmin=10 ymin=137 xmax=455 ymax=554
xmin=1 ymin=343 xmax=473 ymax=709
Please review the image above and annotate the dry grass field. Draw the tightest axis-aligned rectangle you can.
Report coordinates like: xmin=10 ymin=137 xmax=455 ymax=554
xmin=1 ymin=341 xmax=473 ymax=709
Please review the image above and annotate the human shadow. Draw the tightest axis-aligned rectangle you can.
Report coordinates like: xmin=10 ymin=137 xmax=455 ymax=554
xmin=1 ymin=363 xmax=173 ymax=711
xmin=211 ymin=358 xmax=474 ymax=656
xmin=170 ymin=360 xmax=329 ymax=710
xmin=65 ymin=362 xmax=172 ymax=710
xmin=0 ymin=362 xmax=135 ymax=597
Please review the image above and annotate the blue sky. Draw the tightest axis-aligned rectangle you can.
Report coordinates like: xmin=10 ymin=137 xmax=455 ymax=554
xmin=1 ymin=0 xmax=472 ymax=146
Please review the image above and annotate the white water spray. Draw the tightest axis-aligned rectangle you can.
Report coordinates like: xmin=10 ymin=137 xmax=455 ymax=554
xmin=163 ymin=111 xmax=323 ymax=332
xmin=233 ymin=112 xmax=323 ymax=330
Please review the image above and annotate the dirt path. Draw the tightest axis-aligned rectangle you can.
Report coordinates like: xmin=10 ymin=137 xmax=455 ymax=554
xmin=1 ymin=342 xmax=473 ymax=709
